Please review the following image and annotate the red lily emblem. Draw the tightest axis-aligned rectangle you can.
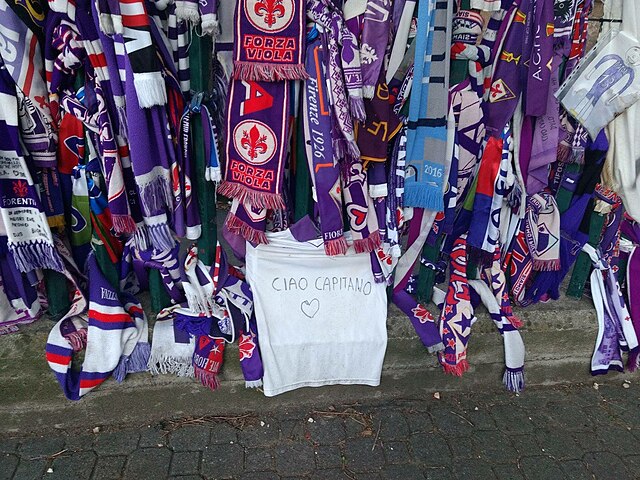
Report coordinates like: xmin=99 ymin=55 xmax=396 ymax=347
xmin=241 ymin=125 xmax=268 ymax=161
xmin=12 ymin=180 xmax=28 ymax=198
xmin=254 ymin=0 xmax=285 ymax=28
xmin=239 ymin=333 xmax=256 ymax=360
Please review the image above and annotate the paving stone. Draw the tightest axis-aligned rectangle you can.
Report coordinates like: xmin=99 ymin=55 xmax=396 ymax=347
xmin=309 ymin=469 xmax=347 ymax=480
xmin=210 ymin=423 xmax=238 ymax=445
xmin=407 ymin=411 xmax=435 ymax=433
xmin=583 ymin=451 xmax=631 ymax=479
xmin=431 ymin=407 xmax=475 ymax=436
xmin=559 ymin=460 xmax=593 ymax=480
xmin=594 ymin=425 xmax=639 ymax=455
xmin=506 ymin=434 xmax=540 ymax=456
xmin=490 ymin=405 xmax=535 ymax=434
xmin=64 ymin=434 xmax=95 ymax=452
xmin=275 ymin=442 xmax=315 ymax=476
xmin=306 ymin=417 xmax=346 ymax=445
xmin=492 ymin=464 xmax=525 ymax=480
xmin=518 ymin=456 xmax=564 ymax=479
xmin=94 ymin=431 xmax=139 ymax=455
xmin=169 ymin=476 xmax=204 ymax=480
xmin=238 ymin=418 xmax=280 ymax=447
xmin=623 ymin=454 xmax=640 ymax=472
xmin=473 ymin=431 xmax=517 ymax=463
xmin=245 ymin=447 xmax=275 ymax=471
xmin=123 ymin=448 xmax=172 ymax=479
xmin=410 ymin=433 xmax=452 ymax=466
xmin=139 ymin=426 xmax=168 ymax=448
xmin=240 ymin=472 xmax=281 ymax=480
xmin=342 ymin=437 xmax=385 ymax=473
xmin=380 ymin=464 xmax=424 ymax=480
xmin=448 ymin=436 xmax=477 ymax=459
xmin=344 ymin=417 xmax=369 ymax=437
xmin=19 ymin=436 xmax=65 ymax=457
xmin=12 ymin=459 xmax=47 ymax=480
xmin=0 ymin=453 xmax=18 ymax=480
xmin=201 ymin=442 xmax=244 ymax=478
xmin=454 ymin=458 xmax=496 ymax=479
xmin=170 ymin=451 xmax=201 ymax=476
xmin=0 ymin=440 xmax=18 ymax=454
xmin=571 ymin=431 xmax=600 ymax=452
xmin=543 ymin=406 xmax=594 ymax=432
xmin=313 ymin=444 xmax=342 ymax=469
xmin=534 ymin=430 xmax=584 ymax=460
xmin=465 ymin=408 xmax=497 ymax=431
xmin=382 ymin=441 xmax=411 ymax=465
xmin=378 ymin=410 xmax=410 ymax=440
xmin=279 ymin=420 xmax=306 ymax=442
xmin=422 ymin=466 xmax=455 ymax=480
xmin=92 ymin=455 xmax=127 ymax=480
xmin=170 ymin=426 xmax=210 ymax=451
xmin=48 ymin=451 xmax=96 ymax=480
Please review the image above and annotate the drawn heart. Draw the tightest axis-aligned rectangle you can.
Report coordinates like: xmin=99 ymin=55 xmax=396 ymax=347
xmin=348 ymin=206 xmax=367 ymax=228
xmin=300 ymin=298 xmax=320 ymax=319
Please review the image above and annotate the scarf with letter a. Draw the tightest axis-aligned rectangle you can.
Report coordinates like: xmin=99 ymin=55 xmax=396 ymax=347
xmin=232 ymin=0 xmax=307 ymax=81
xmin=219 ymin=80 xmax=290 ymax=210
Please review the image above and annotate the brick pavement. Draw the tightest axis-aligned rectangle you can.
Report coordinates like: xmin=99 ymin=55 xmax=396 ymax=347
xmin=2 ymin=382 xmax=639 ymax=479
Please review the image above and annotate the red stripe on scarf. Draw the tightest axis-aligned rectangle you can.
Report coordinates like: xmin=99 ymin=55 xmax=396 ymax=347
xmin=46 ymin=352 xmax=71 ymax=365
xmin=89 ymin=309 xmax=133 ymax=323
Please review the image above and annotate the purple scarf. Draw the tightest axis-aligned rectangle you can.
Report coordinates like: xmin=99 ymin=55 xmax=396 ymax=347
xmin=360 ymin=0 xmax=391 ymax=99
xmin=232 ymin=0 xmax=307 ymax=81
xmin=218 ymin=80 xmax=290 ymax=210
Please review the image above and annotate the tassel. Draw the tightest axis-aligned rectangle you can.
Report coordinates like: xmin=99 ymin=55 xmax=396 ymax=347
xmin=362 ymin=85 xmax=376 ymax=99
xmin=111 ymin=214 xmax=137 ymax=234
xmin=503 ymin=367 xmax=525 ymax=393
xmin=225 ymin=212 xmax=269 ymax=245
xmin=126 ymin=342 xmax=151 ymax=373
xmin=133 ymin=72 xmax=168 ymax=108
xmin=349 ymin=96 xmax=366 ymax=123
xmin=245 ymin=379 xmax=263 ymax=389
xmin=112 ymin=355 xmax=128 ymax=383
xmin=10 ymin=241 xmax=64 ymax=273
xmin=403 ymin=183 xmax=445 ymax=212
xmin=218 ymin=181 xmax=285 ymax=210
xmin=232 ymin=61 xmax=309 ymax=81
xmin=532 ymin=258 xmax=561 ymax=271
xmin=353 ymin=230 xmax=382 ymax=254
xmin=324 ymin=237 xmax=348 ymax=256
xmin=64 ymin=329 xmax=87 ymax=352
xmin=201 ymin=14 xmax=220 ymax=36
xmin=195 ymin=368 xmax=221 ymax=391
xmin=442 ymin=359 xmax=470 ymax=377
xmin=507 ymin=315 xmax=524 ymax=329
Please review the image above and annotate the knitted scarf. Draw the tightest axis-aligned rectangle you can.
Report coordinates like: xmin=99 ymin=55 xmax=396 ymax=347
xmin=218 ymin=79 xmax=290 ymax=210
xmin=304 ymin=35 xmax=347 ymax=255
xmin=439 ymin=235 xmax=475 ymax=376
xmin=148 ymin=307 xmax=195 ymax=377
xmin=404 ymin=0 xmax=452 ymax=211
xmin=621 ymin=218 xmax=640 ymax=369
xmin=583 ymin=243 xmax=639 ymax=375
xmin=359 ymin=0 xmax=392 ymax=99
xmin=46 ymin=254 xmax=150 ymax=400
xmin=0 ymin=62 xmax=63 ymax=273
xmin=232 ymin=0 xmax=307 ymax=81
xmin=525 ymin=192 xmax=561 ymax=271
xmin=342 ymin=162 xmax=381 ymax=253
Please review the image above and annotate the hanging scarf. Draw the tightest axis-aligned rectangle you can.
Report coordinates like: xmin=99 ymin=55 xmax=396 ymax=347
xmin=404 ymin=0 xmax=452 ymax=211
xmin=304 ymin=36 xmax=347 ymax=255
xmin=0 ymin=63 xmax=63 ymax=273
xmin=525 ymin=192 xmax=561 ymax=271
xmin=225 ymin=198 xmax=269 ymax=245
xmin=148 ymin=308 xmax=195 ymax=377
xmin=340 ymin=21 xmax=366 ymax=121
xmin=218 ymin=79 xmax=290 ymax=210
xmin=46 ymin=254 xmax=150 ymax=400
xmin=524 ymin=0 xmax=554 ymax=117
xmin=359 ymin=0 xmax=391 ymax=99
xmin=621 ymin=216 xmax=640 ymax=369
xmin=439 ymin=235 xmax=475 ymax=376
xmin=231 ymin=0 xmax=307 ymax=80
xmin=582 ymin=244 xmax=638 ymax=375
xmin=342 ymin=162 xmax=381 ymax=253
xmin=166 ymin=4 xmax=191 ymax=94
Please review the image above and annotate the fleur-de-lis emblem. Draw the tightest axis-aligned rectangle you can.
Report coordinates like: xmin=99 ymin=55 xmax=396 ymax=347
xmin=13 ymin=180 xmax=28 ymax=198
xmin=254 ymin=0 xmax=285 ymax=28
xmin=240 ymin=125 xmax=268 ymax=161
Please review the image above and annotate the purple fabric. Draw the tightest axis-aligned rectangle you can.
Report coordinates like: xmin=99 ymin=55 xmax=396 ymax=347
xmin=524 ymin=0 xmax=554 ymax=117
xmin=360 ymin=0 xmax=391 ymax=97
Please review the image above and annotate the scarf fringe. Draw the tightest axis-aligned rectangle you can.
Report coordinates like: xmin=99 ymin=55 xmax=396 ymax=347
xmin=64 ymin=328 xmax=87 ymax=352
xmin=353 ymin=230 xmax=382 ymax=254
xmin=112 ymin=214 xmax=137 ymax=234
xmin=503 ymin=367 xmax=525 ymax=393
xmin=507 ymin=315 xmax=524 ymax=328
xmin=324 ymin=237 xmax=348 ymax=256
xmin=232 ymin=61 xmax=309 ymax=81
xmin=442 ymin=359 xmax=470 ymax=377
xmin=333 ymin=138 xmax=361 ymax=165
xmin=117 ymin=105 xmax=129 ymax=140
xmin=99 ymin=13 xmax=115 ymax=34
xmin=10 ymin=241 xmax=64 ymax=273
xmin=245 ymin=379 xmax=263 ymax=389
xmin=201 ymin=14 xmax=220 ymax=36
xmin=184 ymin=283 xmax=209 ymax=314
xmin=133 ymin=224 xmax=151 ymax=251
xmin=175 ymin=3 xmax=200 ymax=22
xmin=403 ymin=183 xmax=445 ymax=212
xmin=349 ymin=96 xmax=366 ymax=123
xmin=148 ymin=355 xmax=195 ymax=377
xmin=557 ymin=144 xmax=571 ymax=163
xmin=225 ymin=211 xmax=269 ymax=245
xmin=427 ymin=341 xmax=445 ymax=353
xmin=133 ymin=72 xmax=168 ymax=108
xmin=112 ymin=342 xmax=151 ymax=383
xmin=138 ymin=176 xmax=174 ymax=216
xmin=206 ymin=166 xmax=222 ymax=183
xmin=148 ymin=223 xmax=176 ymax=251
xmin=195 ymin=367 xmax=221 ymax=391
xmin=218 ymin=181 xmax=285 ymax=210
xmin=571 ymin=147 xmax=585 ymax=164
xmin=532 ymin=258 xmax=561 ymax=271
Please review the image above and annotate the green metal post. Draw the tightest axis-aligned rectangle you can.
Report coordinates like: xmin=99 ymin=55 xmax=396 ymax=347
xmin=293 ymin=110 xmax=312 ymax=222
xmin=44 ymin=268 xmax=70 ymax=321
xmin=566 ymin=211 xmax=605 ymax=298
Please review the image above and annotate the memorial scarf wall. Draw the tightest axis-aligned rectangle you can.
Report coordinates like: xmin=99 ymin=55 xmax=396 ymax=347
xmin=0 ymin=0 xmax=639 ymax=400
